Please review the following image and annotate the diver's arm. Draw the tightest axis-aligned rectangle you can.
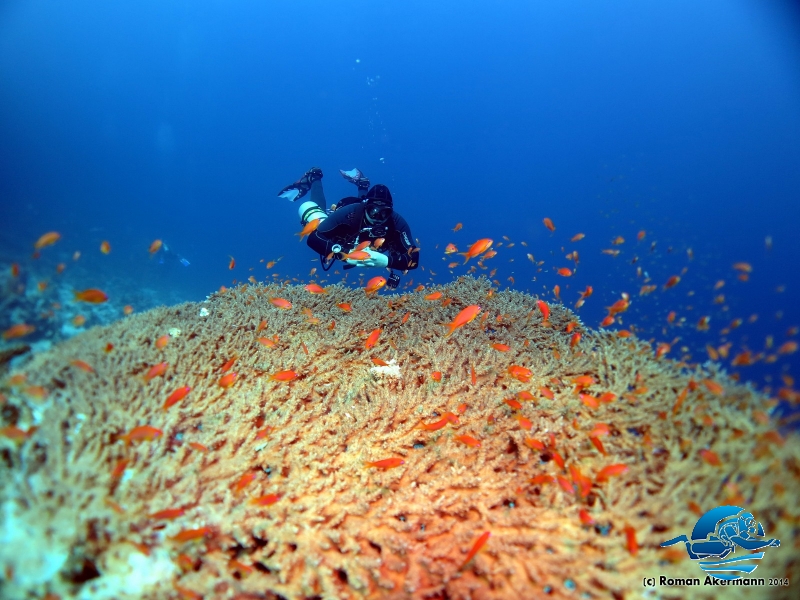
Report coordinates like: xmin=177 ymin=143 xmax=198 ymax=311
xmin=384 ymin=213 xmax=419 ymax=271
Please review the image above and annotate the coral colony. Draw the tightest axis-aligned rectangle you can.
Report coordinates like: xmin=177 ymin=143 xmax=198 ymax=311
xmin=1 ymin=277 xmax=798 ymax=599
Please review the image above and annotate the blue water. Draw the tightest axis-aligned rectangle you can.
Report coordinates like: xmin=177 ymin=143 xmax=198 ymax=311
xmin=1 ymin=0 xmax=799 ymax=410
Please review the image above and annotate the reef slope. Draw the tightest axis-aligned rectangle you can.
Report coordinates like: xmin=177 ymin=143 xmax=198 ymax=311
xmin=1 ymin=277 xmax=797 ymax=599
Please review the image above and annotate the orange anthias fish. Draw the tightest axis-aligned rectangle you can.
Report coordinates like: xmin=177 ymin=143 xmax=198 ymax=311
xmin=343 ymin=250 xmax=371 ymax=261
xmin=270 ymin=297 xmax=292 ymax=309
xmin=702 ymin=379 xmax=724 ymax=396
xmin=35 ymin=231 xmax=61 ymax=250
xmin=269 ymin=370 xmax=298 ymax=382
xmin=365 ymin=328 xmax=382 ymax=349
xmin=572 ymin=375 xmax=596 ymax=389
xmin=459 ymin=238 xmax=493 ymax=264
xmin=149 ymin=507 xmax=185 ymax=520
xmin=732 ymin=262 xmax=752 ymax=273
xmin=419 ymin=412 xmax=459 ymax=431
xmin=304 ymin=283 xmax=326 ymax=294
xmin=365 ymin=458 xmax=405 ymax=469
xmin=507 ymin=365 xmax=532 ymax=383
xmin=624 ymin=525 xmax=638 ymax=556
xmin=171 ymin=527 xmax=212 ymax=544
xmin=557 ymin=267 xmax=573 ymax=277
xmin=606 ymin=295 xmax=630 ymax=315
xmin=699 ymin=449 xmax=722 ymax=466
xmin=600 ymin=315 xmax=615 ymax=327
xmin=228 ymin=256 xmax=236 ymax=270
xmin=579 ymin=508 xmax=595 ymax=525
xmin=111 ymin=458 xmax=130 ymax=478
xmin=444 ymin=243 xmax=458 ymax=254
xmin=0 ymin=426 xmax=37 ymax=442
xmin=569 ymin=465 xmax=593 ymax=499
xmin=250 ymin=493 xmax=282 ymax=507
xmin=570 ymin=332 xmax=581 ymax=348
xmin=70 ymin=359 xmax=94 ymax=373
xmin=163 ymin=386 xmax=191 ymax=410
xmin=539 ymin=386 xmax=554 ymax=399
xmin=296 ymin=218 xmax=321 ymax=241
xmin=571 ymin=233 xmax=585 ymax=242
xmin=543 ymin=218 xmax=556 ymax=232
xmin=118 ymin=425 xmax=163 ymax=446
xmin=3 ymin=324 xmax=35 ymax=340
xmin=454 ymin=434 xmax=481 ymax=448
xmin=73 ymin=289 xmax=108 ymax=303
xmin=100 ymin=241 xmax=111 ymax=254
xmin=537 ymin=300 xmax=550 ymax=323
xmin=460 ymin=531 xmax=491 ymax=570
xmin=144 ymin=362 xmax=168 ymax=381
xmin=219 ymin=372 xmax=238 ymax=388
xmin=444 ymin=305 xmax=481 ymax=337
xmin=337 ymin=302 xmax=352 ymax=312
xmin=596 ymin=463 xmax=629 ymax=482
xmin=515 ymin=415 xmax=533 ymax=430
xmin=589 ymin=436 xmax=607 ymax=455
xmin=232 ymin=472 xmax=256 ymax=494
xmin=664 ymin=275 xmax=681 ymax=289
xmin=149 ymin=239 xmax=163 ymax=254
xmin=365 ymin=276 xmax=387 ymax=295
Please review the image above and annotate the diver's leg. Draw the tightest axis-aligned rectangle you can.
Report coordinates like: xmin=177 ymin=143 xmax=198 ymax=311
xmin=277 ymin=167 xmax=323 ymax=202
xmin=309 ymin=179 xmax=326 ymax=211
xmin=298 ymin=178 xmax=329 ymax=225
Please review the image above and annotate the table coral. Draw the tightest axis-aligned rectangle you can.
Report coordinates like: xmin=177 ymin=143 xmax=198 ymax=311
xmin=1 ymin=277 xmax=798 ymax=599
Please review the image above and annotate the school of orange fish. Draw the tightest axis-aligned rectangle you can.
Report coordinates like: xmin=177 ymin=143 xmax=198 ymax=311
xmin=10 ymin=219 xmax=797 ymax=407
xmin=5 ymin=223 xmax=799 ymax=460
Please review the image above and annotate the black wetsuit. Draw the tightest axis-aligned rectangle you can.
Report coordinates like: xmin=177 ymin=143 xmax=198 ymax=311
xmin=306 ymin=198 xmax=419 ymax=271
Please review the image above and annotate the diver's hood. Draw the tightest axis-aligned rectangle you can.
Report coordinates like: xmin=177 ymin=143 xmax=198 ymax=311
xmin=365 ymin=184 xmax=393 ymax=208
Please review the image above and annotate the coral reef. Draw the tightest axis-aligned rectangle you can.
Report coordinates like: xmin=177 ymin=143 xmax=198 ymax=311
xmin=1 ymin=277 xmax=798 ymax=599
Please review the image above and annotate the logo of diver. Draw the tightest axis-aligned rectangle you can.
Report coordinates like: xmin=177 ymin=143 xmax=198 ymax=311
xmin=661 ymin=505 xmax=780 ymax=581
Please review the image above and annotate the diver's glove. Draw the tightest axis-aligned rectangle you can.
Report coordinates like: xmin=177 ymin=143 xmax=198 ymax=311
xmin=346 ymin=247 xmax=389 ymax=268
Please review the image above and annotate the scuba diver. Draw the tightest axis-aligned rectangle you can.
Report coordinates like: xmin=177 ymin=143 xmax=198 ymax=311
xmin=277 ymin=167 xmax=419 ymax=288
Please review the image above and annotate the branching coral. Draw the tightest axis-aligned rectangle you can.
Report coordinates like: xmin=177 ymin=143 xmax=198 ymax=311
xmin=1 ymin=276 xmax=798 ymax=599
